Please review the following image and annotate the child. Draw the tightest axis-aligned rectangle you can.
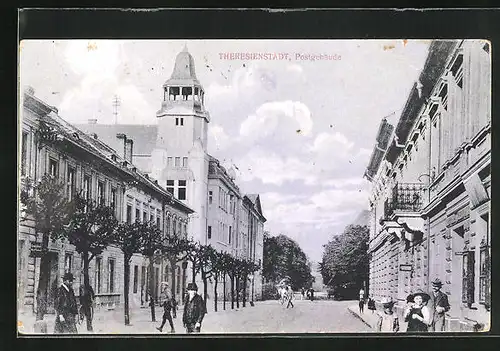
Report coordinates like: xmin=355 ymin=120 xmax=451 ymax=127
xmin=376 ymin=297 xmax=399 ymax=333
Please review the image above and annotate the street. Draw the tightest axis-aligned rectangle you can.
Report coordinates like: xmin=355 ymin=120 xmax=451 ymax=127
xmin=18 ymin=300 xmax=371 ymax=334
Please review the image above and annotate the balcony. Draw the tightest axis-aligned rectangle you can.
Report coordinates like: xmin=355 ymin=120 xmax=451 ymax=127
xmin=384 ymin=182 xmax=425 ymax=220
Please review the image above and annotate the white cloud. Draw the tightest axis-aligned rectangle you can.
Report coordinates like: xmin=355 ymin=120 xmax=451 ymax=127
xmin=239 ymin=100 xmax=313 ymax=141
xmin=236 ymin=149 xmax=316 ymax=186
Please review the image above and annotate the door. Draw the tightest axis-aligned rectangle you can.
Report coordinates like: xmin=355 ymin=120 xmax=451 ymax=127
xmin=46 ymin=252 xmax=59 ymax=314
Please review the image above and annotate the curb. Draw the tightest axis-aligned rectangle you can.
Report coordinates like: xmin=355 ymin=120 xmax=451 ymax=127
xmin=347 ymin=307 xmax=373 ymax=329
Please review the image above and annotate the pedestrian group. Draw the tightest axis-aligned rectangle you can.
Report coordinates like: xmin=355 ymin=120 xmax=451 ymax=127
xmin=360 ymin=278 xmax=451 ymax=333
xmin=52 ymin=271 xmax=208 ymax=334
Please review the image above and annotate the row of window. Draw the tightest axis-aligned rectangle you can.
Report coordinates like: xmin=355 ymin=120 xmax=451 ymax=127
xmin=217 ymin=187 xmax=236 ymax=215
xmin=63 ymin=253 xmax=116 ymax=294
xmin=167 ymin=156 xmax=188 ymax=168
xmin=46 ymin=156 xmax=120 ymax=216
xmin=207 ymin=223 xmax=237 ymax=247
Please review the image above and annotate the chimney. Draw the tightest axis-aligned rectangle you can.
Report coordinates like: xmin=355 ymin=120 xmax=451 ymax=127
xmin=88 ymin=119 xmax=98 ymax=124
xmin=125 ymin=139 xmax=133 ymax=163
xmin=116 ymin=133 xmax=129 ymax=162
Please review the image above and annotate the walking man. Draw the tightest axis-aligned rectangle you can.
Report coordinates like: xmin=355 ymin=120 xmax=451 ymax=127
xmin=428 ymin=278 xmax=450 ymax=331
xmin=157 ymin=283 xmax=175 ymax=333
xmin=286 ymin=286 xmax=294 ymax=309
xmin=78 ymin=281 xmax=95 ymax=332
xmin=182 ymin=283 xmax=206 ymax=333
xmin=54 ymin=273 xmax=79 ymax=334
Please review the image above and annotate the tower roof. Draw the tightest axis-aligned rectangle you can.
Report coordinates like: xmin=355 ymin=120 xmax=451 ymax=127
xmin=164 ymin=46 xmax=201 ymax=86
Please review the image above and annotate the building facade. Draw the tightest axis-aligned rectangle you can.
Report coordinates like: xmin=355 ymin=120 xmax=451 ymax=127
xmin=75 ymin=46 xmax=267 ymax=302
xmin=364 ymin=40 xmax=491 ymax=331
xmin=18 ymin=88 xmax=194 ymax=316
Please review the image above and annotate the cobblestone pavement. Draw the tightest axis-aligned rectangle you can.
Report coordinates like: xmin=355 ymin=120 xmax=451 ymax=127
xmin=18 ymin=300 xmax=371 ymax=335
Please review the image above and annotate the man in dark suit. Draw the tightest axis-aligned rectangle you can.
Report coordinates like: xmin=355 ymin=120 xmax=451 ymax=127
xmin=54 ymin=272 xmax=79 ymax=334
xmin=428 ymin=278 xmax=451 ymax=331
xmin=182 ymin=283 xmax=206 ymax=333
xmin=78 ymin=282 xmax=95 ymax=332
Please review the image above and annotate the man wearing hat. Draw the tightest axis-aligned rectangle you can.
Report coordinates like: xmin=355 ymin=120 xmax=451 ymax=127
xmin=428 ymin=278 xmax=450 ymax=331
xmin=182 ymin=282 xmax=206 ymax=333
xmin=54 ymin=272 xmax=79 ymax=334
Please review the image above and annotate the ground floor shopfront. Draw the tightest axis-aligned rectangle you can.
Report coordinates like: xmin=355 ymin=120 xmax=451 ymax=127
xmin=18 ymin=221 xmax=188 ymax=316
xmin=368 ymin=155 xmax=491 ymax=331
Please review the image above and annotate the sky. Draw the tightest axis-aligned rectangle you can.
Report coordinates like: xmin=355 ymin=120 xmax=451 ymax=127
xmin=19 ymin=39 xmax=431 ymax=263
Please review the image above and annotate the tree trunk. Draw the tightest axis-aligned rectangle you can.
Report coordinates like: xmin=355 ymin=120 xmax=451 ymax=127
xmin=82 ymin=251 xmax=93 ymax=331
xmin=124 ymin=256 xmax=131 ymax=326
xmin=201 ymin=270 xmax=208 ymax=315
xmin=231 ymin=274 xmax=235 ymax=310
xmin=169 ymin=258 xmax=176 ymax=302
xmin=236 ymin=275 xmax=240 ymax=308
xmin=191 ymin=259 xmax=196 ymax=283
xmin=148 ymin=256 xmax=156 ymax=322
xmin=223 ymin=273 xmax=226 ymax=310
xmin=214 ymin=273 xmax=218 ymax=312
xmin=243 ymin=275 xmax=247 ymax=307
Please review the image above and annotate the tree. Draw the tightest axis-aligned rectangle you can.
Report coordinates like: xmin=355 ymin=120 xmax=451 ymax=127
xmin=197 ymin=244 xmax=215 ymax=311
xmin=161 ymin=235 xmax=191 ymax=304
xmin=320 ymin=225 xmax=369 ymax=297
xmin=20 ymin=175 xmax=74 ymax=324
xmin=239 ymin=259 xmax=260 ymax=307
xmin=114 ymin=222 xmax=144 ymax=326
xmin=209 ymin=250 xmax=224 ymax=312
xmin=65 ymin=193 xmax=117 ymax=331
xmin=138 ymin=220 xmax=164 ymax=322
xmin=263 ymin=233 xmax=313 ymax=290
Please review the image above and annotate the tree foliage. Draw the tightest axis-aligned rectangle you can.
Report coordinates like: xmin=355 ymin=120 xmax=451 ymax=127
xmin=263 ymin=232 xmax=314 ymax=290
xmin=320 ymin=225 xmax=369 ymax=291
xmin=65 ymin=193 xmax=118 ymax=260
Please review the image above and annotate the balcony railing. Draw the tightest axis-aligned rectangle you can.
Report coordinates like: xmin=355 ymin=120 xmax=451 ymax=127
xmin=384 ymin=182 xmax=425 ymax=219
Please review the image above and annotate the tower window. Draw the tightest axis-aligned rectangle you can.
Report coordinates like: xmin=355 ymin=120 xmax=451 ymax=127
xmin=48 ymin=158 xmax=58 ymax=178
xmin=180 ymin=118 xmax=184 ymax=126
xmin=169 ymin=87 xmax=179 ymax=101
xmin=175 ymin=118 xmax=179 ymax=126
xmin=166 ymin=180 xmax=174 ymax=194
xmin=208 ymin=226 xmax=212 ymax=239
xmin=178 ymin=180 xmax=187 ymax=200
xmin=175 ymin=157 xmax=180 ymax=167
xmin=182 ymin=87 xmax=192 ymax=101
xmin=167 ymin=157 xmax=173 ymax=167
xmin=182 ymin=157 xmax=188 ymax=167
xmin=209 ymin=191 xmax=213 ymax=204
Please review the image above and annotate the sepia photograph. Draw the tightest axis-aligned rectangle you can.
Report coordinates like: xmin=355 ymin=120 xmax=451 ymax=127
xmin=17 ymin=36 xmax=491 ymax=335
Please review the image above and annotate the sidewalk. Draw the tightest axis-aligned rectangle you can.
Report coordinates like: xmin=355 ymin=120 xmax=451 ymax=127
xmin=18 ymin=300 xmax=264 ymax=335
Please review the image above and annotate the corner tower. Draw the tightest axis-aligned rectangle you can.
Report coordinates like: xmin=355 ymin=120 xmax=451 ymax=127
xmin=151 ymin=46 xmax=210 ymax=246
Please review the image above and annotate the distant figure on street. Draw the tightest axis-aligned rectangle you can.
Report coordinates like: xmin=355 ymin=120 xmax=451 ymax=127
xmin=376 ymin=297 xmax=399 ymax=333
xmin=301 ymin=288 xmax=305 ymax=300
xmin=404 ymin=290 xmax=431 ymax=333
xmin=359 ymin=288 xmax=365 ymax=300
xmin=359 ymin=296 xmax=365 ymax=314
xmin=78 ymin=281 xmax=95 ymax=332
xmin=157 ymin=282 xmax=175 ymax=333
xmin=428 ymin=278 xmax=450 ymax=332
xmin=54 ymin=273 xmax=78 ymax=334
xmin=308 ymin=288 xmax=315 ymax=301
xmin=286 ymin=286 xmax=294 ymax=309
xmin=367 ymin=296 xmax=376 ymax=313
xmin=182 ymin=283 xmax=206 ymax=333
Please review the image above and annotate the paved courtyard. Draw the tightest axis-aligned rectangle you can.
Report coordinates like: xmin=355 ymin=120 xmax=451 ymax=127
xmin=18 ymin=299 xmax=371 ymax=335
